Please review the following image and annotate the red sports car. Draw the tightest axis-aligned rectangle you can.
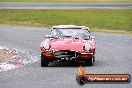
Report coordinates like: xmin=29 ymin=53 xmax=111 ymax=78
xmin=40 ymin=25 xmax=96 ymax=67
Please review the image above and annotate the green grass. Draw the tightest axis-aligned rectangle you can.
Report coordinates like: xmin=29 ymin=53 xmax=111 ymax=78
xmin=0 ymin=0 xmax=132 ymax=3
xmin=0 ymin=9 xmax=132 ymax=32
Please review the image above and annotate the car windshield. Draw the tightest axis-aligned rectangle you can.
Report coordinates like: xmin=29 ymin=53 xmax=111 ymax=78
xmin=51 ymin=28 xmax=90 ymax=39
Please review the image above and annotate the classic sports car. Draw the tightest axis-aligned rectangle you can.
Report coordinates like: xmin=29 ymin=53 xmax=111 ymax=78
xmin=40 ymin=25 xmax=96 ymax=67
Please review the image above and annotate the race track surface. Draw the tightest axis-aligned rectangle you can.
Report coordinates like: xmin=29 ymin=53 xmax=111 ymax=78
xmin=0 ymin=2 xmax=132 ymax=9
xmin=0 ymin=26 xmax=132 ymax=88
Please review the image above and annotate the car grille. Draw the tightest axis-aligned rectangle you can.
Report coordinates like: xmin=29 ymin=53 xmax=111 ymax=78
xmin=54 ymin=50 xmax=78 ymax=58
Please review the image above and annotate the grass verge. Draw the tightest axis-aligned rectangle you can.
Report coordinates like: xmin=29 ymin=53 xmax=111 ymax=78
xmin=0 ymin=0 xmax=132 ymax=3
xmin=0 ymin=9 xmax=132 ymax=34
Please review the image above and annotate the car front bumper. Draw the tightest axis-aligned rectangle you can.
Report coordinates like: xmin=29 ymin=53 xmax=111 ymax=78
xmin=41 ymin=50 xmax=93 ymax=62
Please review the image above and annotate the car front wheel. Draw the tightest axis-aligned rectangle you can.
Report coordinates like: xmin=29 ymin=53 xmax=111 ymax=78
xmin=85 ymin=57 xmax=94 ymax=66
xmin=41 ymin=54 xmax=49 ymax=67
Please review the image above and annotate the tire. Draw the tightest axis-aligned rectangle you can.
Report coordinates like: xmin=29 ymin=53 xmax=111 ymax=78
xmin=85 ymin=57 xmax=93 ymax=66
xmin=93 ymin=52 xmax=95 ymax=62
xmin=41 ymin=54 xmax=49 ymax=67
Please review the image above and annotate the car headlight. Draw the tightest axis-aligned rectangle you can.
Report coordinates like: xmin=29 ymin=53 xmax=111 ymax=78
xmin=83 ymin=44 xmax=91 ymax=51
xmin=43 ymin=43 xmax=50 ymax=50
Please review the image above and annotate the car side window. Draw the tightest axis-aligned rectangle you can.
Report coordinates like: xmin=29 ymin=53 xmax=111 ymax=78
xmin=50 ymin=29 xmax=56 ymax=37
xmin=50 ymin=30 xmax=53 ymax=36
xmin=51 ymin=29 xmax=63 ymax=37
xmin=86 ymin=29 xmax=91 ymax=39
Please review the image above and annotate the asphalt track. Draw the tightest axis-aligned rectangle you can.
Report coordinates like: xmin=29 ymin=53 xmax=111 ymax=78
xmin=0 ymin=2 xmax=132 ymax=9
xmin=0 ymin=26 xmax=132 ymax=88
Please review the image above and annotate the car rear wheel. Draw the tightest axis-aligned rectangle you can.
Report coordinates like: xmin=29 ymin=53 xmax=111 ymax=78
xmin=85 ymin=57 xmax=94 ymax=66
xmin=41 ymin=54 xmax=49 ymax=67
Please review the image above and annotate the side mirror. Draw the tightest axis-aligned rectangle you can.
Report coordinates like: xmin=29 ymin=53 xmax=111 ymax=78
xmin=90 ymin=36 xmax=95 ymax=43
xmin=45 ymin=35 xmax=52 ymax=38
xmin=90 ymin=36 xmax=95 ymax=39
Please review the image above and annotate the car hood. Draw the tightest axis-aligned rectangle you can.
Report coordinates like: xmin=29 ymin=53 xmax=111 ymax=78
xmin=47 ymin=38 xmax=93 ymax=51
